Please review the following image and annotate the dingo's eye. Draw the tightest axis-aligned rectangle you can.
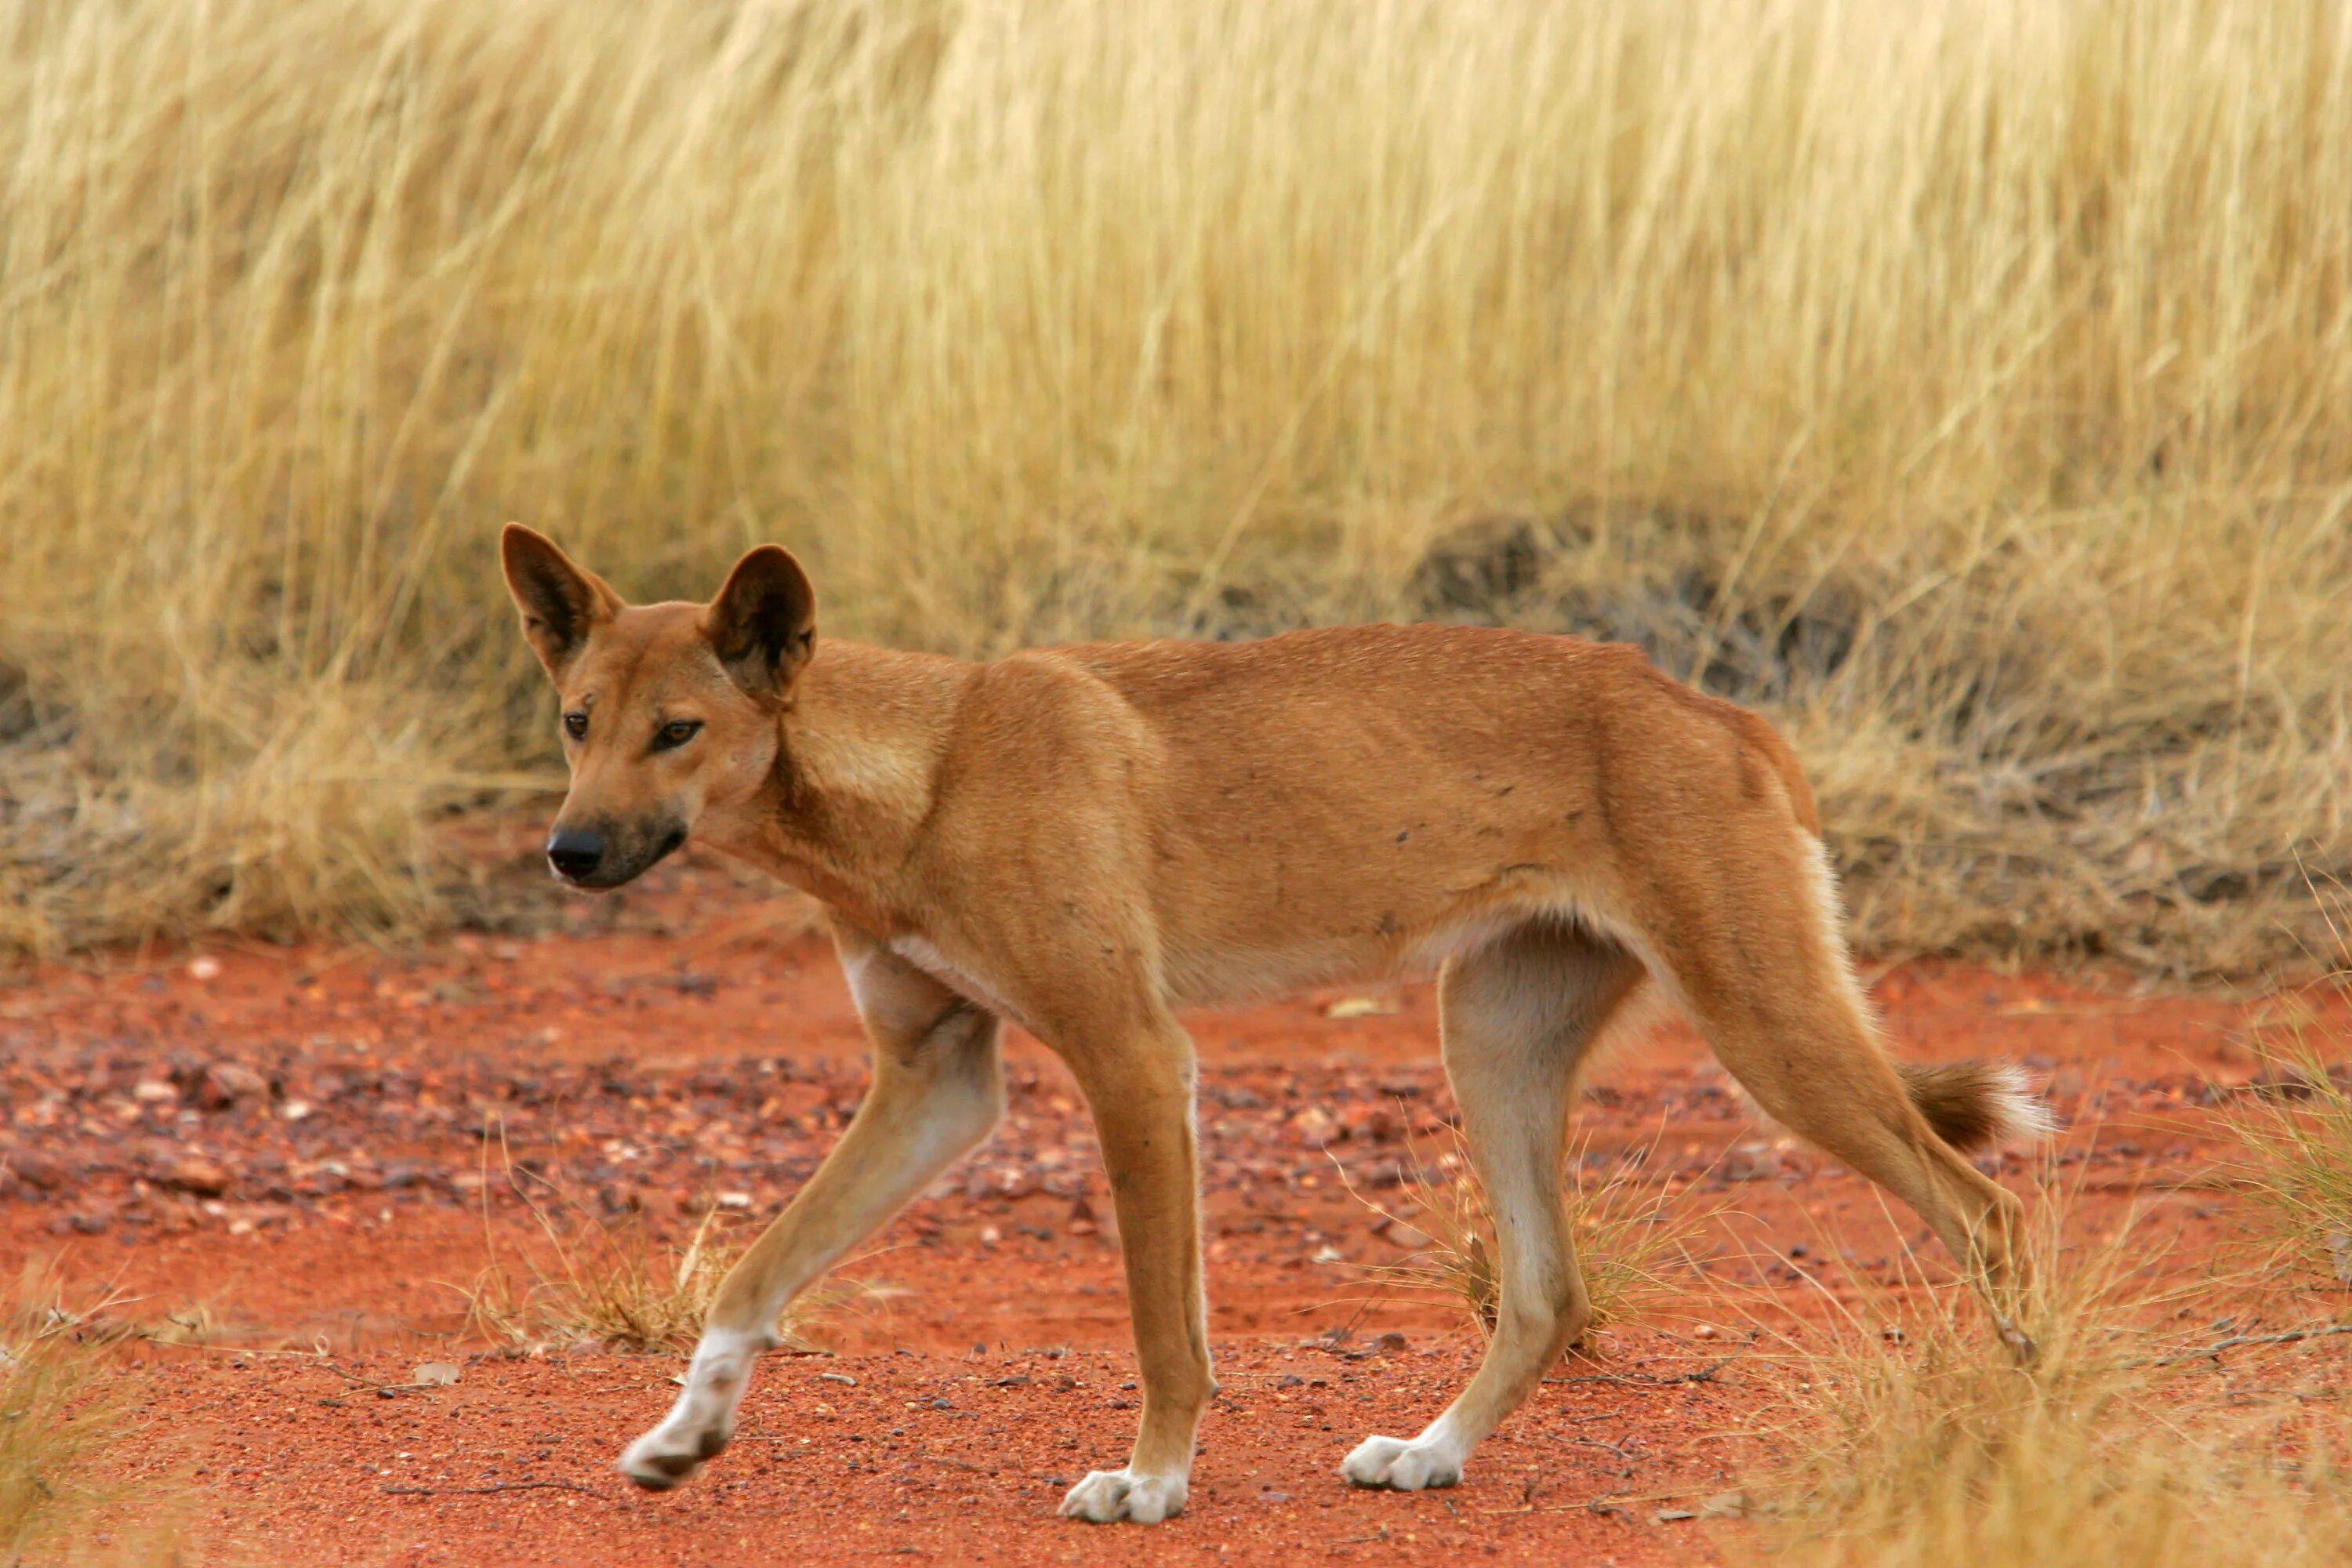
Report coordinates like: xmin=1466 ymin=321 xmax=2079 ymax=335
xmin=653 ymin=719 xmax=702 ymax=752
xmin=562 ymin=711 xmax=588 ymax=741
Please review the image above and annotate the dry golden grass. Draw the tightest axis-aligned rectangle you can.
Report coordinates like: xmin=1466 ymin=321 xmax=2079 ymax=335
xmin=2 ymin=0 xmax=2350 ymax=967
xmin=1744 ymin=1198 xmax=2352 ymax=1567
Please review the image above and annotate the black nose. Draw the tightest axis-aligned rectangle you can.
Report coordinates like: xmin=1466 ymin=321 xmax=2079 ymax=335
xmin=546 ymin=828 xmax=605 ymax=882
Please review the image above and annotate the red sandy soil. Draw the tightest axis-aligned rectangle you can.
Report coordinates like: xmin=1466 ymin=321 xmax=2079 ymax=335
xmin=5 ymin=848 xmax=2350 ymax=1566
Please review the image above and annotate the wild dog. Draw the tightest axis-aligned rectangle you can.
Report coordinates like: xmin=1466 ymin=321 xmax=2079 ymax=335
xmin=499 ymin=523 xmax=2048 ymax=1524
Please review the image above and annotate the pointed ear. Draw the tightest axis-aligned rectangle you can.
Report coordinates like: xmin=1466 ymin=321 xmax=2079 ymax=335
xmin=703 ymin=545 xmax=817 ymax=701
xmin=501 ymin=524 xmax=620 ymax=676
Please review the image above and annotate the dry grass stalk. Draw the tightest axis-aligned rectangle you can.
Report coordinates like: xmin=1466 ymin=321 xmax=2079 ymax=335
xmin=1746 ymin=1198 xmax=2352 ymax=1567
xmin=0 ymin=0 xmax=2349 ymax=968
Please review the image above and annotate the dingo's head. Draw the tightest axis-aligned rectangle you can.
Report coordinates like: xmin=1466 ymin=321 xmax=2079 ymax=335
xmin=500 ymin=524 xmax=814 ymax=890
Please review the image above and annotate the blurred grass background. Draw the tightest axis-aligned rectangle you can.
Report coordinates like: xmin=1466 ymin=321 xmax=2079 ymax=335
xmin=1 ymin=0 xmax=2347 ymax=969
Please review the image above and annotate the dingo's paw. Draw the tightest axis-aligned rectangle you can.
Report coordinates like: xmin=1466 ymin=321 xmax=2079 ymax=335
xmin=617 ymin=1423 xmax=729 ymax=1492
xmin=1342 ymin=1433 xmax=1462 ymax=1491
xmin=1060 ymin=1467 xmax=1187 ymax=1523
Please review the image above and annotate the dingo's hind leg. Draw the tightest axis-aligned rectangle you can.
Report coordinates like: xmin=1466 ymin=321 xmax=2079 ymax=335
xmin=1345 ymin=921 xmax=1644 ymax=1491
xmin=1640 ymin=836 xmax=2034 ymax=1348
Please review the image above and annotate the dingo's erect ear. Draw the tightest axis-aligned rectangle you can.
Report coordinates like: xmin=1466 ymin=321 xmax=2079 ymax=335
xmin=502 ymin=524 xmax=621 ymax=676
xmin=704 ymin=545 xmax=816 ymax=702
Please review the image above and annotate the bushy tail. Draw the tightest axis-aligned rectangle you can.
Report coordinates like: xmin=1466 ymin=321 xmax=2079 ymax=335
xmin=1898 ymin=1060 xmax=2055 ymax=1152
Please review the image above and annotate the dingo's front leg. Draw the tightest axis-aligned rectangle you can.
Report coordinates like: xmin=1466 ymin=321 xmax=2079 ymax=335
xmin=1054 ymin=1025 xmax=1212 ymax=1525
xmin=620 ymin=931 xmax=1002 ymax=1490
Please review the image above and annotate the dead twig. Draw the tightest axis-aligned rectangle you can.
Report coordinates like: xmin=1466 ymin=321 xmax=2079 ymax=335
xmin=1566 ymin=1436 xmax=1639 ymax=1461
xmin=315 ymin=1360 xmax=448 ymax=1396
xmin=1543 ymin=1357 xmax=1734 ymax=1388
xmin=921 ymin=1450 xmax=1070 ymax=1483
xmin=2142 ymin=1323 xmax=2352 ymax=1368
xmin=381 ymin=1479 xmax=601 ymax=1498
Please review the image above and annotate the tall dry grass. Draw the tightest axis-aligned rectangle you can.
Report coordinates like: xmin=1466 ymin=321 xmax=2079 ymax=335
xmin=3 ymin=0 xmax=2350 ymax=965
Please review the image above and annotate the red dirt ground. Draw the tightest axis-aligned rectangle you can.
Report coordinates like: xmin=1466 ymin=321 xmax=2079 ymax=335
xmin=5 ymin=848 xmax=2349 ymax=1565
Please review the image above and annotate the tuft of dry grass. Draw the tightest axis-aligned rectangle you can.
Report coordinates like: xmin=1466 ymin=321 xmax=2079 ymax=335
xmin=2230 ymin=1033 xmax=2352 ymax=1291
xmin=1746 ymin=1199 xmax=2352 ymax=1567
xmin=2223 ymin=884 xmax=2352 ymax=1290
xmin=1 ymin=1266 xmax=138 ymax=1558
xmin=1340 ymin=1124 xmax=1703 ymax=1342
xmin=457 ymin=1146 xmax=873 ymax=1353
xmin=462 ymin=1204 xmax=749 ymax=1356
xmin=3 ymin=0 xmax=2351 ymax=967
xmin=0 ymin=1347 xmax=115 ymax=1559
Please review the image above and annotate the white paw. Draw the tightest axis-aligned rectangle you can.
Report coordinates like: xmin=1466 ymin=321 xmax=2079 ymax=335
xmin=617 ymin=1421 xmax=729 ymax=1492
xmin=1342 ymin=1433 xmax=1462 ymax=1491
xmin=1059 ymin=1467 xmax=1188 ymax=1523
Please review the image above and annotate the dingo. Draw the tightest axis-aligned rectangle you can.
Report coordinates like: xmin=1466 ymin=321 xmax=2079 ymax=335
xmin=500 ymin=524 xmax=2045 ymax=1524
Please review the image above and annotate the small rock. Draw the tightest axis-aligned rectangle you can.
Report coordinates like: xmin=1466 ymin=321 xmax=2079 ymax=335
xmin=1653 ymin=1508 xmax=1697 ymax=1523
xmin=5 ymin=1149 xmax=66 ymax=1192
xmin=412 ymin=1362 xmax=461 ymax=1387
xmin=165 ymin=1156 xmax=234 ymax=1196
xmin=1309 ymin=1243 xmax=1345 ymax=1264
xmin=197 ymin=1062 xmax=268 ymax=1110
xmin=2247 ymin=1062 xmax=2352 ymax=1101
xmin=1287 ymin=1107 xmax=1339 ymax=1146
xmin=187 ymin=956 xmax=223 ymax=982
xmin=1370 ymin=1331 xmax=1407 ymax=1354
xmin=1699 ymin=1490 xmax=1750 ymax=1519
xmin=1323 ymin=996 xmax=1396 ymax=1020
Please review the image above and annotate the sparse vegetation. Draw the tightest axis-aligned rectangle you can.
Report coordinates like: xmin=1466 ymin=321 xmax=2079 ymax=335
xmin=2 ymin=0 xmax=2350 ymax=967
xmin=1748 ymin=1200 xmax=2352 ymax=1567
